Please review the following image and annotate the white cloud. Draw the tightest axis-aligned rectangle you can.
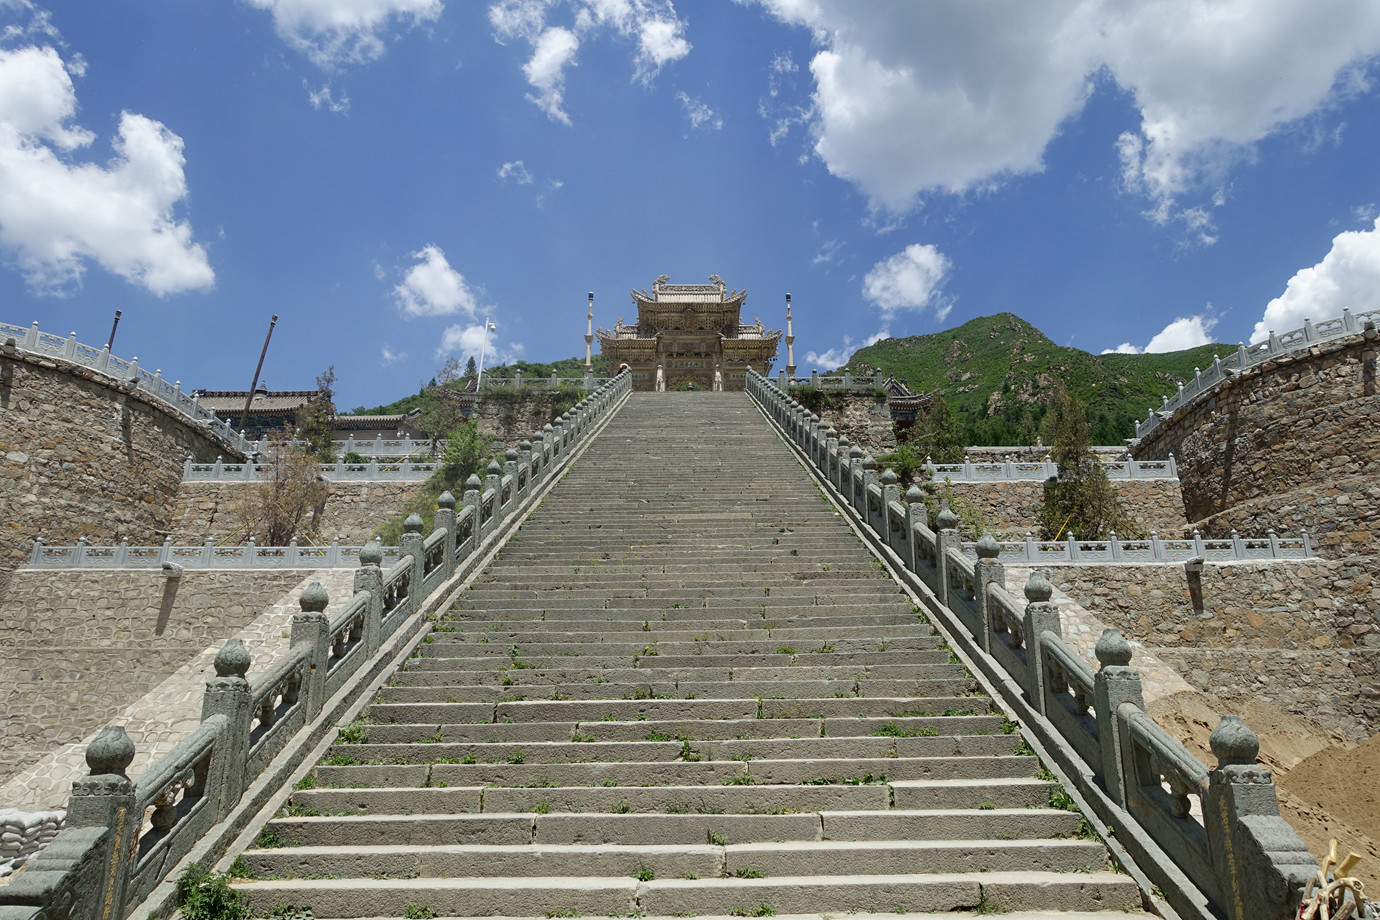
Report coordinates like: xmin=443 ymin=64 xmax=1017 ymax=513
xmin=380 ymin=344 xmax=407 ymax=366
xmin=498 ymin=159 xmax=535 ymax=184
xmin=488 ymin=0 xmax=690 ymax=123
xmin=862 ymin=244 xmax=951 ymax=320
xmin=1103 ymin=314 xmax=1218 ymax=354
xmin=247 ymin=0 xmax=443 ymax=69
xmin=805 ymin=329 xmax=888 ymax=370
xmin=751 ymin=1 xmax=1380 ymax=224
xmin=306 ymin=81 xmax=350 ymax=113
xmin=0 ymin=44 xmax=214 ymax=296
xmin=437 ymin=321 xmax=523 ymax=364
xmin=393 ymin=244 xmax=478 ymax=317
xmin=1253 ymin=217 xmax=1380 ymax=343
xmin=676 ymin=92 xmax=721 ymax=130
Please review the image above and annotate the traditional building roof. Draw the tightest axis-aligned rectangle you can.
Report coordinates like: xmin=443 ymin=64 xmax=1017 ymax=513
xmin=881 ymin=374 xmax=934 ymax=409
xmin=192 ymin=386 xmax=321 ymax=415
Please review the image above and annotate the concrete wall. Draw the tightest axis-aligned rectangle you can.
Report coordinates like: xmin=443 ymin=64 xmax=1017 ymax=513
xmin=1041 ymin=560 xmax=1380 ymax=739
xmin=0 ymin=568 xmax=313 ymax=783
xmin=936 ymin=478 xmax=1187 ymax=539
xmin=1132 ymin=327 xmax=1380 ymax=559
xmin=168 ymin=480 xmax=429 ymax=544
xmin=0 ymin=349 xmax=232 ymax=598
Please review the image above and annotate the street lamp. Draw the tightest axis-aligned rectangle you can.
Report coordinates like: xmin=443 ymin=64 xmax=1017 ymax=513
xmin=476 ymin=318 xmax=497 ymax=390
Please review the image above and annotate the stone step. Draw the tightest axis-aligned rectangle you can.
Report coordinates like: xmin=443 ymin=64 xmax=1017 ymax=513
xmin=412 ymin=636 xmax=942 ymax=658
xmin=375 ymin=678 xmax=973 ymax=704
xmin=421 ymin=623 xmax=930 ymax=645
xmin=239 ymin=838 xmax=1113 ymax=881
xmin=362 ymin=697 xmax=992 ymax=724
xmin=439 ymin=611 xmax=921 ymax=629
xmin=232 ymin=871 xmax=1140 ymax=917
xmin=389 ymin=660 xmax=960 ymax=684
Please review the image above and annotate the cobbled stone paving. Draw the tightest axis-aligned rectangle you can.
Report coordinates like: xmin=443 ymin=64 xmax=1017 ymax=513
xmin=233 ymin=393 xmax=1149 ymax=919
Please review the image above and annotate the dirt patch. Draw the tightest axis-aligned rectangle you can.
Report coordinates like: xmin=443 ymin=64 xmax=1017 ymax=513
xmin=1150 ymin=690 xmax=1380 ymax=897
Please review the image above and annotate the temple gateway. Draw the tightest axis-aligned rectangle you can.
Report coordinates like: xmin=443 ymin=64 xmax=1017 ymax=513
xmin=596 ymin=275 xmax=782 ymax=391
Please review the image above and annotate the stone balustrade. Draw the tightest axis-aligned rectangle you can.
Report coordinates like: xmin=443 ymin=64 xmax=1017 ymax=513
xmin=477 ymin=372 xmax=611 ymax=393
xmin=747 ymin=367 xmax=1321 ymax=920
xmin=775 ymin=369 xmax=884 ymax=390
xmin=1132 ymin=307 xmax=1380 ymax=442
xmin=959 ymin=528 xmax=1310 ymax=563
xmin=181 ymin=456 xmax=441 ymax=482
xmin=0 ymin=321 xmax=254 ymax=457
xmin=927 ymin=454 xmax=1178 ymax=482
xmin=0 ymin=370 xmax=633 ymax=919
xmin=27 ymin=537 xmax=402 ymax=571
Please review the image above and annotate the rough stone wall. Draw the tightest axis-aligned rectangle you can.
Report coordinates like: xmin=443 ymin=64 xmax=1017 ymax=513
xmin=0 ymin=568 xmax=314 ymax=784
xmin=1132 ymin=327 xmax=1380 ymax=559
xmin=933 ymin=478 xmax=1187 ymax=539
xmin=469 ymin=390 xmax=584 ymax=444
xmin=1040 ymin=560 xmax=1380 ymax=739
xmin=0 ymin=350 xmax=232 ymax=599
xmin=800 ymin=392 xmax=896 ymax=455
xmin=168 ymin=480 xmax=428 ymax=544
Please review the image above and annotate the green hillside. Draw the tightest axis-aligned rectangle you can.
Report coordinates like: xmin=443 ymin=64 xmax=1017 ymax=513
xmin=836 ymin=313 xmax=1226 ymax=445
xmin=347 ymin=355 xmax=608 ymax=417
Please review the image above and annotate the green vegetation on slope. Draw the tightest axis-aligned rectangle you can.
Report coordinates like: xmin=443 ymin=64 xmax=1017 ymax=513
xmin=349 ymin=354 xmax=608 ymax=417
xmin=838 ymin=313 xmax=1226 ymax=445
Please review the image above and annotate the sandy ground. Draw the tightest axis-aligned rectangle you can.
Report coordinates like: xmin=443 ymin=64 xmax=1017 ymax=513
xmin=1150 ymin=690 xmax=1380 ymax=897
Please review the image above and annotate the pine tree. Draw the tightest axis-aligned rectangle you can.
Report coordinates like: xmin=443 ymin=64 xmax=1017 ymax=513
xmin=1035 ymin=387 xmax=1141 ymax=540
xmin=464 ymin=355 xmax=478 ymax=378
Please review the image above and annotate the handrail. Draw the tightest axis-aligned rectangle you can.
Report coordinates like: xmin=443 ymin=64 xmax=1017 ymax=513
xmin=960 ymin=529 xmax=1312 ymax=564
xmin=743 ymin=366 xmax=1320 ymax=920
xmin=2 ymin=369 xmax=636 ymax=920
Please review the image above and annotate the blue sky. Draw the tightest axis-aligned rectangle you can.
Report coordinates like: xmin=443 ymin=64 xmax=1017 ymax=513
xmin=4 ymin=0 xmax=1380 ymax=411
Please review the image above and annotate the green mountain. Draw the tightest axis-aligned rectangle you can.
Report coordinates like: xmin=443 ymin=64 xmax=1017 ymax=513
xmin=835 ymin=313 xmax=1227 ymax=445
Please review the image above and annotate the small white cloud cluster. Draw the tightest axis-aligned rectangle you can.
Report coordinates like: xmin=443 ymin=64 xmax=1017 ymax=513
xmin=1104 ymin=315 xmax=1218 ymax=354
xmin=0 ymin=39 xmax=213 ymax=295
xmin=863 ymin=244 xmax=952 ymax=323
xmin=805 ymin=329 xmax=887 ymax=371
xmin=751 ymin=0 xmax=1380 ymax=232
xmin=676 ymin=91 xmax=721 ymax=131
xmin=488 ymin=0 xmax=691 ymax=124
xmin=391 ymin=244 xmax=522 ymax=365
xmin=247 ymin=0 xmax=443 ymax=69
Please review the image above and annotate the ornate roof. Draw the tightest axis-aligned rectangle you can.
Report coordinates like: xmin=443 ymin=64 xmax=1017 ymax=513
xmin=629 ymin=274 xmax=748 ymax=311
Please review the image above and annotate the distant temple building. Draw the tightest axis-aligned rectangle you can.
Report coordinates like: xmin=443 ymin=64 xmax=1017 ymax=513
xmin=193 ymin=384 xmax=424 ymax=440
xmin=596 ymin=275 xmax=781 ymax=391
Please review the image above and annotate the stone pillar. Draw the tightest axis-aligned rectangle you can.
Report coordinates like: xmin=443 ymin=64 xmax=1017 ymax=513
xmin=880 ymin=469 xmax=901 ymax=552
xmin=354 ymin=541 xmax=384 ymax=654
xmin=400 ymin=514 xmax=425 ymax=605
xmin=483 ymin=460 xmax=503 ymax=534
xmin=200 ymin=639 xmax=255 ymax=818
xmin=1203 ymin=716 xmax=1317 ymax=920
xmin=1092 ymin=627 xmax=1142 ymax=806
xmin=1022 ymin=571 xmax=1062 ymax=712
xmin=519 ymin=439 xmax=536 ymax=490
xmin=972 ymin=535 xmax=1003 ymax=654
xmin=435 ymin=491 xmax=457 ymax=574
xmin=934 ymin=502 xmax=962 ymax=611
xmin=904 ymin=484 xmax=926 ymax=575
xmin=860 ymin=454 xmax=878 ymax=523
xmin=503 ymin=448 xmax=519 ymax=511
xmin=62 ymin=726 xmax=139 ymax=920
xmin=824 ymin=428 xmax=839 ymax=484
xmin=834 ymin=436 xmax=850 ymax=490
xmin=290 ymin=583 xmax=331 ymax=720
xmin=846 ymin=445 xmax=863 ymax=506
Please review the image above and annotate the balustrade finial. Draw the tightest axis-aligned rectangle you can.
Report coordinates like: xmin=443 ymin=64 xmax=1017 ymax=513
xmin=1209 ymin=714 xmax=1260 ymax=767
xmin=213 ymin=637 xmax=251 ymax=678
xmin=935 ymin=500 xmax=960 ymax=532
xmin=359 ymin=540 xmax=384 ymax=566
xmin=437 ymin=491 xmax=456 ymax=510
xmin=1023 ymin=570 xmax=1053 ymax=604
xmin=904 ymin=484 xmax=924 ymax=503
xmin=403 ymin=513 xmax=425 ymax=534
xmin=85 ymin=725 xmax=135 ymax=777
xmin=975 ymin=534 xmax=1000 ymax=560
xmin=486 ymin=459 xmax=503 ymax=476
xmin=465 ymin=473 xmax=483 ymax=491
xmin=299 ymin=581 xmax=329 ymax=613
xmin=1094 ymin=627 xmax=1133 ymax=667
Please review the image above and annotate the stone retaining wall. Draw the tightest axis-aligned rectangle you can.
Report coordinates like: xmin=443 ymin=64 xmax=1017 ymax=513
xmin=0 ymin=568 xmax=314 ymax=784
xmin=168 ymin=480 xmax=427 ymax=543
xmin=934 ymin=478 xmax=1187 ymax=539
xmin=1132 ymin=326 xmax=1380 ymax=561
xmin=1040 ymin=560 xmax=1380 ymax=739
xmin=0 ymin=349 xmax=230 ymax=601
xmin=791 ymin=391 xmax=897 ymax=455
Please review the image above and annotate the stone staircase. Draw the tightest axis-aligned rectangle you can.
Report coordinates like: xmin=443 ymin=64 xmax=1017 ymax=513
xmin=230 ymin=392 xmax=1150 ymax=918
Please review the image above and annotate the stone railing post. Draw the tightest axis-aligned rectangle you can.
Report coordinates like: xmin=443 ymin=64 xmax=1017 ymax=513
xmin=290 ymin=583 xmax=331 ymax=719
xmin=1022 ymin=572 xmax=1061 ymax=713
xmin=354 ymin=541 xmax=384 ymax=653
xmin=483 ymin=460 xmax=503 ymax=534
xmin=824 ymin=428 xmax=839 ymax=482
xmin=61 ymin=726 xmax=139 ymax=918
xmin=904 ymin=485 xmax=926 ymax=573
xmin=973 ymin=535 xmax=1003 ymax=653
xmin=519 ymin=439 xmax=536 ymax=489
xmin=435 ymin=491 xmax=457 ymax=573
xmin=934 ymin=502 xmax=962 ymax=609
xmin=880 ymin=468 xmax=901 ymax=551
xmin=833 ymin=436 xmax=849 ymax=489
xmin=1202 ymin=716 xmax=1317 ymax=920
xmin=1092 ymin=627 xmax=1142 ymax=806
xmin=859 ymin=455 xmax=878 ymax=521
xmin=200 ymin=638 xmax=254 ymax=817
xmin=400 ymin=514 xmax=425 ymax=602
xmin=503 ymin=448 xmax=519 ymax=508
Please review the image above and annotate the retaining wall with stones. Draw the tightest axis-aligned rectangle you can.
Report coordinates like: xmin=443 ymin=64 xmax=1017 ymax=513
xmin=1040 ymin=560 xmax=1380 ymax=740
xmin=0 ymin=568 xmax=317 ymax=784
xmin=1132 ymin=325 xmax=1380 ymax=560
xmin=167 ymin=480 xmax=428 ymax=544
xmin=931 ymin=478 xmax=1188 ymax=539
xmin=0 ymin=348 xmax=232 ymax=601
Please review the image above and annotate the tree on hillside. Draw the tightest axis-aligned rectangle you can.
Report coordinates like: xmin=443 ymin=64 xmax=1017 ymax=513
xmin=296 ymin=366 xmax=337 ymax=461
xmin=418 ymin=357 xmax=472 ymax=443
xmin=233 ymin=427 xmax=327 ymax=544
xmin=464 ymin=356 xmax=478 ymax=377
xmin=1035 ymin=386 xmax=1141 ymax=540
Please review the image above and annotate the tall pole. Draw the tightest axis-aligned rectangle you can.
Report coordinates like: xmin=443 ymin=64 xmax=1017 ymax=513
xmin=238 ymin=314 xmax=278 ymax=432
xmin=584 ymin=292 xmax=594 ymax=372
xmin=106 ymin=310 xmax=122 ymax=351
xmin=784 ymin=293 xmax=797 ymax=378
xmin=476 ymin=318 xmax=496 ymax=390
